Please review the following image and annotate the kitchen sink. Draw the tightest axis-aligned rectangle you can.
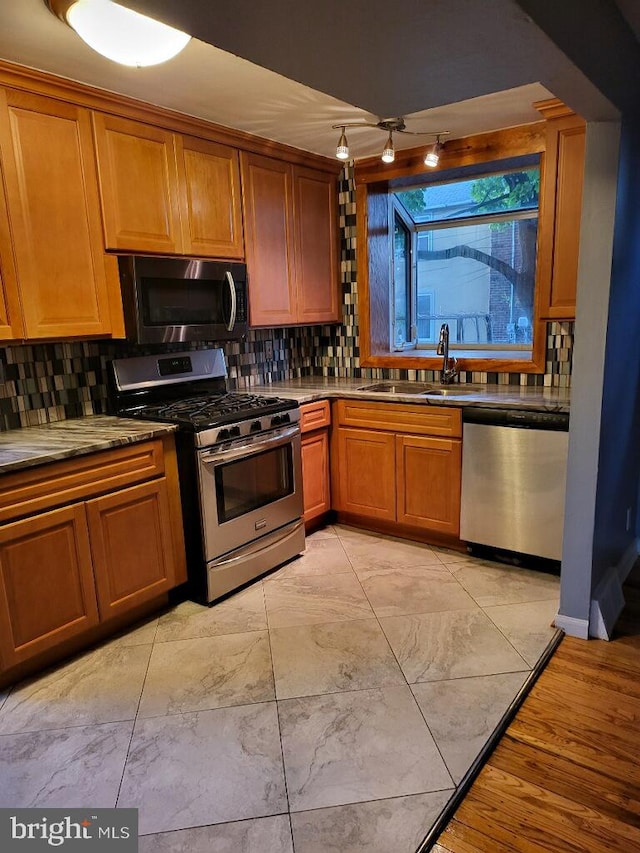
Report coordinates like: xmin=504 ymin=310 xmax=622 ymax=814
xmin=421 ymin=386 xmax=485 ymax=396
xmin=357 ymin=382 xmax=435 ymax=394
xmin=357 ymin=381 xmax=485 ymax=396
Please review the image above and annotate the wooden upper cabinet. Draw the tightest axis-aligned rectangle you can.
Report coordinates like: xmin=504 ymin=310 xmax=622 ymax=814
xmin=294 ymin=166 xmax=339 ymax=323
xmin=0 ymin=89 xmax=123 ymax=339
xmin=535 ymin=100 xmax=586 ymax=320
xmin=93 ymin=116 xmax=245 ymax=260
xmin=176 ymin=135 xmax=244 ymax=258
xmin=241 ymin=151 xmax=297 ymax=325
xmin=241 ymin=151 xmax=339 ymax=327
xmin=93 ymin=112 xmax=182 ymax=254
xmin=0 ymin=169 xmax=23 ymax=340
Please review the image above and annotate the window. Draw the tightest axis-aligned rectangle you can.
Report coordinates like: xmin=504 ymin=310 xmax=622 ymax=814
xmin=392 ymin=212 xmax=413 ymax=349
xmin=392 ymin=164 xmax=540 ymax=355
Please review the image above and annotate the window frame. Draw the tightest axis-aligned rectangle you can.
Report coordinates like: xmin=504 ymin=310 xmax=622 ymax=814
xmin=354 ymin=123 xmax=548 ymax=374
xmin=391 ymin=200 xmax=417 ymax=350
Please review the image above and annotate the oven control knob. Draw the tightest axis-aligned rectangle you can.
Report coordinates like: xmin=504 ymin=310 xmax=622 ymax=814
xmin=250 ymin=420 xmax=262 ymax=432
xmin=280 ymin=412 xmax=291 ymax=424
xmin=271 ymin=415 xmax=282 ymax=426
xmin=229 ymin=426 xmax=241 ymax=438
xmin=217 ymin=428 xmax=230 ymax=440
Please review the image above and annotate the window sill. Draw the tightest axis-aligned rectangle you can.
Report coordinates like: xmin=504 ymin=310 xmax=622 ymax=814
xmin=362 ymin=348 xmax=545 ymax=373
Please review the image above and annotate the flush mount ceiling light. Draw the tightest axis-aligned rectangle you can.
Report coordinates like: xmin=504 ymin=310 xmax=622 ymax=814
xmin=332 ymin=118 xmax=450 ymax=165
xmin=45 ymin=0 xmax=192 ymax=67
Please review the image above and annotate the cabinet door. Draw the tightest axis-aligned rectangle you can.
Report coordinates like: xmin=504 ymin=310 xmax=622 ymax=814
xmin=537 ymin=117 xmax=585 ymax=319
xmin=0 ymin=505 xmax=99 ymax=669
xmin=0 ymin=170 xmax=23 ymax=340
xmin=396 ymin=434 xmax=461 ymax=535
xmin=241 ymin=152 xmax=297 ymax=326
xmin=176 ymin=135 xmax=244 ymax=259
xmin=93 ymin=112 xmax=182 ymax=254
xmin=334 ymin=427 xmax=396 ymax=521
xmin=301 ymin=429 xmax=330 ymax=523
xmin=0 ymin=89 xmax=121 ymax=339
xmin=293 ymin=166 xmax=339 ymax=323
xmin=86 ymin=479 xmax=177 ymax=621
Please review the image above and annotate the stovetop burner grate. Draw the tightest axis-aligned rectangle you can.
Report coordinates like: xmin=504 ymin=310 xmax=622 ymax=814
xmin=120 ymin=391 xmax=298 ymax=431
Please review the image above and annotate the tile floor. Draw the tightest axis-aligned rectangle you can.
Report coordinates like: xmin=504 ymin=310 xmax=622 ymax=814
xmin=0 ymin=525 xmax=560 ymax=852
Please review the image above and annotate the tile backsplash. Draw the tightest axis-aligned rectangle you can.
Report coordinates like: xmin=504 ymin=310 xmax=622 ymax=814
xmin=0 ymin=164 xmax=573 ymax=432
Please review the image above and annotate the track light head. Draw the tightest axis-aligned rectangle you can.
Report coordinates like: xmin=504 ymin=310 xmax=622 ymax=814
xmin=336 ymin=127 xmax=350 ymax=160
xmin=381 ymin=131 xmax=395 ymax=163
xmin=424 ymin=135 xmax=445 ymax=168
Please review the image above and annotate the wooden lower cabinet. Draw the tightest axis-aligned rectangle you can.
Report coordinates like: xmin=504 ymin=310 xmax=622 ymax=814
xmin=301 ymin=430 xmax=330 ymax=524
xmin=335 ymin=427 xmax=397 ymax=522
xmin=86 ymin=479 xmax=177 ymax=620
xmin=332 ymin=400 xmax=462 ymax=538
xmin=0 ymin=438 xmax=185 ymax=679
xmin=300 ymin=400 xmax=332 ymax=526
xmin=0 ymin=504 xmax=99 ymax=668
xmin=396 ymin=434 xmax=461 ymax=536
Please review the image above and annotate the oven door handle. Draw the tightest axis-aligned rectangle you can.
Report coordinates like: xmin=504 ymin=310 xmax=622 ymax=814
xmin=225 ymin=271 xmax=237 ymax=332
xmin=199 ymin=425 xmax=299 ymax=466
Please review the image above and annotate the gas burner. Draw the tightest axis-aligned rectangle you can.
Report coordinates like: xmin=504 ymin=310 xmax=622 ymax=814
xmin=120 ymin=391 xmax=298 ymax=432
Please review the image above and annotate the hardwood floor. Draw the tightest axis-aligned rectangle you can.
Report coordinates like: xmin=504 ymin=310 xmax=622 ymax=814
xmin=429 ymin=565 xmax=640 ymax=853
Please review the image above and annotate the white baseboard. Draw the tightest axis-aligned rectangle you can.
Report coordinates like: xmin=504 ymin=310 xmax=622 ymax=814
xmin=554 ymin=613 xmax=589 ymax=639
xmin=589 ymin=539 xmax=640 ymax=640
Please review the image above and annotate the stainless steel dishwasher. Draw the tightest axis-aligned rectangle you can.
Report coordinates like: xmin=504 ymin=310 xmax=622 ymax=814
xmin=460 ymin=408 xmax=569 ymax=561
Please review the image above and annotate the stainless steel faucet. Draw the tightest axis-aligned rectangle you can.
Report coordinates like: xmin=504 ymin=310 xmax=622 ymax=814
xmin=436 ymin=323 xmax=459 ymax=384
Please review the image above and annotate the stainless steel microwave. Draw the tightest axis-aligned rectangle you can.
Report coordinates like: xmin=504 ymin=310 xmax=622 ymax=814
xmin=118 ymin=255 xmax=248 ymax=344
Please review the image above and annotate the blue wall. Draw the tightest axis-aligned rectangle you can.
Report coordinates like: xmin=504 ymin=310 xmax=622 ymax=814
xmin=592 ymin=115 xmax=640 ymax=586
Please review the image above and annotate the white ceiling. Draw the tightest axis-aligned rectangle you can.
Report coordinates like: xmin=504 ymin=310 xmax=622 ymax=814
xmin=0 ymin=0 xmax=556 ymax=160
xmin=2 ymin=1 xmax=638 ymax=161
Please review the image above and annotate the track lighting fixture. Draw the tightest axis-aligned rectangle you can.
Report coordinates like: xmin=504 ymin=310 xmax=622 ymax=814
xmin=424 ymin=134 xmax=445 ymax=167
xmin=332 ymin=118 xmax=449 ymax=165
xmin=45 ymin=0 xmax=191 ymax=67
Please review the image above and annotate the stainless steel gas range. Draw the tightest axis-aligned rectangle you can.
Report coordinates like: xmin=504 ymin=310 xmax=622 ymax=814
xmin=111 ymin=347 xmax=305 ymax=603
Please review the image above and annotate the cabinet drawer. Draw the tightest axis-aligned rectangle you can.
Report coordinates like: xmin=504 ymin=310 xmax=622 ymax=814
xmin=335 ymin=399 xmax=461 ymax=438
xmin=0 ymin=440 xmax=165 ymax=523
xmin=300 ymin=400 xmax=330 ymax=433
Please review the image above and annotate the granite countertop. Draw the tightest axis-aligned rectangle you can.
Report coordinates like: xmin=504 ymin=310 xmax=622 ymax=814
xmin=0 ymin=379 xmax=569 ymax=475
xmin=0 ymin=416 xmax=176 ymax=474
xmin=254 ymin=376 xmax=571 ymax=412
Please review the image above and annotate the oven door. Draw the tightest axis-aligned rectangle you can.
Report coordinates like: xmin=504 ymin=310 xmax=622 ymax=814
xmin=197 ymin=424 xmax=303 ymax=562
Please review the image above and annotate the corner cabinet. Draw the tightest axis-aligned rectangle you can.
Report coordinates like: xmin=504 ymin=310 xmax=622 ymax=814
xmin=92 ymin=113 xmax=244 ymax=259
xmin=535 ymin=99 xmax=586 ymax=320
xmin=300 ymin=400 xmax=331 ymax=527
xmin=0 ymin=436 xmax=186 ymax=678
xmin=332 ymin=400 xmax=462 ymax=538
xmin=240 ymin=152 xmax=339 ymax=326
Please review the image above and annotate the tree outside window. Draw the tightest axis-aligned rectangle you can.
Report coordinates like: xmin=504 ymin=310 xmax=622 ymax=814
xmin=394 ymin=166 xmax=540 ymax=352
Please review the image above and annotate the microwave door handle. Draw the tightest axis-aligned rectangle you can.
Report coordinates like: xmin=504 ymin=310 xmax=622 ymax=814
xmin=224 ymin=271 xmax=237 ymax=332
xmin=200 ymin=425 xmax=299 ymax=466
